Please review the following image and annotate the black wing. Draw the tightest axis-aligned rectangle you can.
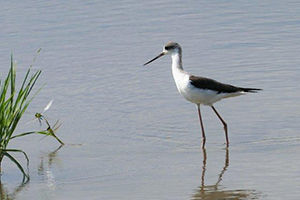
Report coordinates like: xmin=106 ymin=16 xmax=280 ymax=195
xmin=189 ymin=75 xmax=245 ymax=94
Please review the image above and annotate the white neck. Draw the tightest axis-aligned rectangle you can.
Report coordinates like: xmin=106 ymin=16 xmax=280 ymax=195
xmin=172 ymin=52 xmax=183 ymax=68
xmin=171 ymin=52 xmax=184 ymax=74
xmin=171 ymin=52 xmax=188 ymax=90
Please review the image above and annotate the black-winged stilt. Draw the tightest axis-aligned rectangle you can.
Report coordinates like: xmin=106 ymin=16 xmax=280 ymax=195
xmin=144 ymin=42 xmax=261 ymax=148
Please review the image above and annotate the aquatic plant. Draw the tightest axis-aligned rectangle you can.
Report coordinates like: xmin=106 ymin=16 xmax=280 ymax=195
xmin=0 ymin=50 xmax=63 ymax=182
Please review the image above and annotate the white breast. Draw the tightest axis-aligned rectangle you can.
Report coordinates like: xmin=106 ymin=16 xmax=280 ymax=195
xmin=171 ymin=62 xmax=205 ymax=104
xmin=173 ymin=73 xmax=219 ymax=105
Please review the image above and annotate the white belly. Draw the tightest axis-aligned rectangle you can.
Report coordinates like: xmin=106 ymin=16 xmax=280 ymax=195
xmin=174 ymin=74 xmax=243 ymax=106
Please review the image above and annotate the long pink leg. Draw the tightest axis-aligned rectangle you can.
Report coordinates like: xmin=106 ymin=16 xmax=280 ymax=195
xmin=197 ymin=105 xmax=206 ymax=149
xmin=211 ymin=105 xmax=229 ymax=147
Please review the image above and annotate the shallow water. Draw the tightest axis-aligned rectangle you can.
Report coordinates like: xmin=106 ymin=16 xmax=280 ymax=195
xmin=0 ymin=1 xmax=300 ymax=199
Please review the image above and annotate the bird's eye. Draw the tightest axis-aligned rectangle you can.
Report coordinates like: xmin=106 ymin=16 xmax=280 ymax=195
xmin=165 ymin=45 xmax=173 ymax=50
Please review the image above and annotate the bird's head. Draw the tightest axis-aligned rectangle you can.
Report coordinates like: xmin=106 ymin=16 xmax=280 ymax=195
xmin=143 ymin=42 xmax=181 ymax=66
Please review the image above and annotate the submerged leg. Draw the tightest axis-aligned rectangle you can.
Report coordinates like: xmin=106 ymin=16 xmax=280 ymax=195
xmin=197 ymin=105 xmax=206 ymax=149
xmin=211 ymin=105 xmax=229 ymax=147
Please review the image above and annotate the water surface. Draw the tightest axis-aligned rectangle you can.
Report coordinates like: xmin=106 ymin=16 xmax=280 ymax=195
xmin=0 ymin=1 xmax=300 ymax=199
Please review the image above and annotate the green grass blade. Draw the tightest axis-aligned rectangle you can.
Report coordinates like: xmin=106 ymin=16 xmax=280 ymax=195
xmin=30 ymin=48 xmax=41 ymax=68
xmin=52 ymin=134 xmax=65 ymax=145
xmin=10 ymin=131 xmax=36 ymax=139
xmin=10 ymin=131 xmax=49 ymax=140
xmin=2 ymin=151 xmax=29 ymax=182
xmin=5 ymin=149 xmax=30 ymax=168
xmin=10 ymin=55 xmax=16 ymax=108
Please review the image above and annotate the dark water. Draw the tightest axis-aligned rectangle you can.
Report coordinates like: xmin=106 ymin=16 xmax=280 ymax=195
xmin=0 ymin=1 xmax=300 ymax=199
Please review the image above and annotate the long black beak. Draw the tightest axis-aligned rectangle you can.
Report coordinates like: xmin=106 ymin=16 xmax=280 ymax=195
xmin=143 ymin=52 xmax=165 ymax=66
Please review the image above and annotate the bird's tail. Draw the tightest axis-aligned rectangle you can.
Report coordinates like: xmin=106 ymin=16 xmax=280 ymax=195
xmin=241 ymin=87 xmax=262 ymax=93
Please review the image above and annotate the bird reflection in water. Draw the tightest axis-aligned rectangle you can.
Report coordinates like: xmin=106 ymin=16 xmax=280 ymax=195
xmin=192 ymin=149 xmax=260 ymax=200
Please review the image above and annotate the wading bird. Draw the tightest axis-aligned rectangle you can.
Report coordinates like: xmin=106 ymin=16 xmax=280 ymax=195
xmin=144 ymin=42 xmax=261 ymax=148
